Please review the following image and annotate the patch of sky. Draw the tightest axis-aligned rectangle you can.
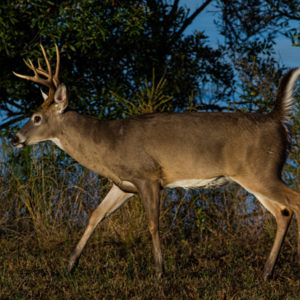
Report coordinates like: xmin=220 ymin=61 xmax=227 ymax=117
xmin=181 ymin=0 xmax=300 ymax=67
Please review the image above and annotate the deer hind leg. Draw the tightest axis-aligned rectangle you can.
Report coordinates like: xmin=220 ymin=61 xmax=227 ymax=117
xmin=264 ymin=184 xmax=300 ymax=270
xmin=68 ymin=184 xmax=134 ymax=272
xmin=253 ymin=194 xmax=293 ymax=281
xmin=286 ymin=191 xmax=300 ymax=267
xmin=235 ymin=178 xmax=299 ymax=280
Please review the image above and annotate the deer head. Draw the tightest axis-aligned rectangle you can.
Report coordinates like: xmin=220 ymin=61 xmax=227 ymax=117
xmin=11 ymin=44 xmax=68 ymax=148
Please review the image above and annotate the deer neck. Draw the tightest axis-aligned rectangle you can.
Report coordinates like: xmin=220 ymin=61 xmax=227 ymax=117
xmin=52 ymin=110 xmax=114 ymax=177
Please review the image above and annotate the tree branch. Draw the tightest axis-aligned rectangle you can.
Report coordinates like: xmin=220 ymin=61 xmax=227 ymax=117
xmin=170 ymin=0 xmax=179 ymax=16
xmin=176 ymin=0 xmax=213 ymax=37
xmin=264 ymin=0 xmax=300 ymax=21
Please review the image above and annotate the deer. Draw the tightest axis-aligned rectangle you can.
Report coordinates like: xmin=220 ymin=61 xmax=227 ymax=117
xmin=11 ymin=43 xmax=300 ymax=281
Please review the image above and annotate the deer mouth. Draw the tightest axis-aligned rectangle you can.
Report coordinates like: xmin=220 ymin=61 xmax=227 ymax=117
xmin=11 ymin=134 xmax=27 ymax=148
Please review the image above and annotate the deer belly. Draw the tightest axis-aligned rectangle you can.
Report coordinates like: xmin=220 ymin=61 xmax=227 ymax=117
xmin=165 ymin=176 xmax=230 ymax=189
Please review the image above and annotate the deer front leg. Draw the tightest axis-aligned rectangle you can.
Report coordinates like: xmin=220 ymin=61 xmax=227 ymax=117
xmin=68 ymin=184 xmax=134 ymax=271
xmin=137 ymin=181 xmax=163 ymax=276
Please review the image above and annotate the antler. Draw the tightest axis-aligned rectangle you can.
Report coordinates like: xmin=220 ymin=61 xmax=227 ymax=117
xmin=13 ymin=43 xmax=60 ymax=108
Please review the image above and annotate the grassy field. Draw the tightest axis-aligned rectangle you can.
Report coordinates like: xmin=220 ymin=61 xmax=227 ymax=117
xmin=1 ymin=143 xmax=300 ymax=299
xmin=0 ymin=213 xmax=300 ymax=299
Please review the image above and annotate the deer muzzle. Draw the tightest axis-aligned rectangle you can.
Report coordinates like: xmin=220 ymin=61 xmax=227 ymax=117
xmin=11 ymin=133 xmax=26 ymax=148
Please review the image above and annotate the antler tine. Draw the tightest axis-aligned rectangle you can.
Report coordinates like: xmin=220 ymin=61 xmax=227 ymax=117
xmin=36 ymin=58 xmax=49 ymax=78
xmin=39 ymin=44 xmax=53 ymax=80
xmin=53 ymin=43 xmax=60 ymax=88
xmin=36 ymin=44 xmax=60 ymax=87
xmin=23 ymin=58 xmax=36 ymax=72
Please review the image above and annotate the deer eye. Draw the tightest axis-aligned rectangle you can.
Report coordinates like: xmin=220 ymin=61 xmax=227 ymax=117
xmin=33 ymin=115 xmax=42 ymax=124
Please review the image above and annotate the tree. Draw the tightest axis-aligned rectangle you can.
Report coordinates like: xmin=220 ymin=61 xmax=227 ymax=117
xmin=0 ymin=0 xmax=233 ymax=130
xmin=214 ymin=0 xmax=299 ymax=112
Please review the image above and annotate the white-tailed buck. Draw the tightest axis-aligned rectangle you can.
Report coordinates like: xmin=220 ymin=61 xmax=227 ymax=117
xmin=12 ymin=44 xmax=300 ymax=280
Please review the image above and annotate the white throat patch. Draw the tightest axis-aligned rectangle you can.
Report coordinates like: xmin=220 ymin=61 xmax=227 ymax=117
xmin=50 ymin=138 xmax=64 ymax=150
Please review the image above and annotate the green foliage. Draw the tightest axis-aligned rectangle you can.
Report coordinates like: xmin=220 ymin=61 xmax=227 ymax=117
xmin=0 ymin=0 xmax=233 ymax=129
xmin=111 ymin=71 xmax=173 ymax=115
xmin=1 ymin=1 xmax=297 ymax=129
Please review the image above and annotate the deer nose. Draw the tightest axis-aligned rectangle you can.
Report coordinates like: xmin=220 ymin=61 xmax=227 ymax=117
xmin=11 ymin=135 xmax=20 ymax=146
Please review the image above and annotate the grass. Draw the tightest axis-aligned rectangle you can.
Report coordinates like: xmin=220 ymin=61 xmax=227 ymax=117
xmin=0 ymin=142 xmax=300 ymax=299
xmin=0 ymin=220 xmax=299 ymax=299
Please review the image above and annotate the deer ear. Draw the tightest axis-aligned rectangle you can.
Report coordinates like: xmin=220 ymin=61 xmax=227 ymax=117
xmin=40 ymin=89 xmax=48 ymax=101
xmin=54 ymin=84 xmax=68 ymax=113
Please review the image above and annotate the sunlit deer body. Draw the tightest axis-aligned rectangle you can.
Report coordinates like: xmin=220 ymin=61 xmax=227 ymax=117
xmin=12 ymin=44 xmax=300 ymax=280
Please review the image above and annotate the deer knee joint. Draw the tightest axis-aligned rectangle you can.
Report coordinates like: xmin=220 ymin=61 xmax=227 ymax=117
xmin=148 ymin=222 xmax=158 ymax=235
